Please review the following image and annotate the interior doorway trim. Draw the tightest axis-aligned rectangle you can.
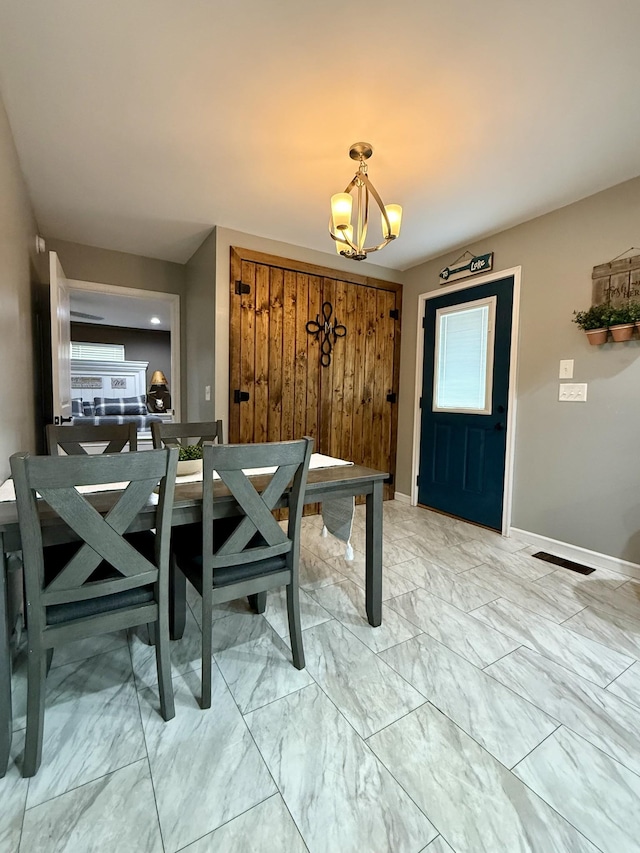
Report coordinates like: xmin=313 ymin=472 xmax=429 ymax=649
xmin=410 ymin=265 xmax=522 ymax=535
xmin=67 ymin=279 xmax=181 ymax=420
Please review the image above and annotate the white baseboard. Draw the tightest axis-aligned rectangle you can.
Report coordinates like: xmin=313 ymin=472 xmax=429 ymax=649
xmin=510 ymin=527 xmax=640 ymax=582
xmin=393 ymin=491 xmax=411 ymax=505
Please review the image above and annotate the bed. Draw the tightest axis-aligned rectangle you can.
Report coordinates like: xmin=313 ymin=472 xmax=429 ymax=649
xmin=70 ymin=357 xmax=168 ymax=434
xmin=71 ymin=396 xmax=162 ymax=431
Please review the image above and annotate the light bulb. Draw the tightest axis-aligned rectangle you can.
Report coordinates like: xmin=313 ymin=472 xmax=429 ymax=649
xmin=335 ymin=225 xmax=354 ymax=254
xmin=331 ymin=193 xmax=353 ymax=231
xmin=382 ymin=204 xmax=402 ymax=238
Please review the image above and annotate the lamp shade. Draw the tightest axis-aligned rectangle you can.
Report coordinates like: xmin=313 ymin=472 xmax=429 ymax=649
xmin=382 ymin=204 xmax=403 ymax=238
xmin=331 ymin=193 xmax=353 ymax=230
xmin=150 ymin=370 xmax=168 ymax=386
xmin=335 ymin=225 xmax=354 ymax=254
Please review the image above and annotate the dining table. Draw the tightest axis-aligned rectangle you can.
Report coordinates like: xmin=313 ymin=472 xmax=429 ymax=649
xmin=0 ymin=461 xmax=387 ymax=777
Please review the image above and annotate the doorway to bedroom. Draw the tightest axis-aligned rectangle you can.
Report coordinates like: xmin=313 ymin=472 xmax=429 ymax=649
xmin=50 ymin=262 xmax=182 ymax=443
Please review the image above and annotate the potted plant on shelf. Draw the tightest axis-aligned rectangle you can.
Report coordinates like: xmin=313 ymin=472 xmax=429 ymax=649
xmin=572 ymin=304 xmax=609 ymax=345
xmin=628 ymin=300 xmax=640 ymax=331
xmin=606 ymin=304 xmax=636 ymax=342
xmin=177 ymin=444 xmax=203 ymax=476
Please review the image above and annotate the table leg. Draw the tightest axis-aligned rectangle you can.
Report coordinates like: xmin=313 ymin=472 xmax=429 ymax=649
xmin=0 ymin=537 xmax=12 ymax=777
xmin=169 ymin=560 xmax=187 ymax=641
xmin=365 ymin=480 xmax=383 ymax=627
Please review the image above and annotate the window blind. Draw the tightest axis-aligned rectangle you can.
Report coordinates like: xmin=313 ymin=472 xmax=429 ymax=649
xmin=71 ymin=342 xmax=125 ymax=361
xmin=434 ymin=304 xmax=491 ymax=411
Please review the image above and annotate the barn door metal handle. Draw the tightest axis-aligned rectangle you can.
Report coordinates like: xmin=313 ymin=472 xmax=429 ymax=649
xmin=54 ymin=416 xmax=73 ymax=425
xmin=494 ymin=422 xmax=505 ymax=431
xmin=233 ymin=390 xmax=250 ymax=403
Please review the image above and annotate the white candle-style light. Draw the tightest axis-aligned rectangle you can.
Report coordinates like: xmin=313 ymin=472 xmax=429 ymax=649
xmin=330 ymin=193 xmax=353 ymax=231
xmin=335 ymin=225 xmax=354 ymax=254
xmin=383 ymin=204 xmax=403 ymax=238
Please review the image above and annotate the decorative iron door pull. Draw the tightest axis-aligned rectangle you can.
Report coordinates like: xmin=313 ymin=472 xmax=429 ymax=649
xmin=306 ymin=301 xmax=347 ymax=367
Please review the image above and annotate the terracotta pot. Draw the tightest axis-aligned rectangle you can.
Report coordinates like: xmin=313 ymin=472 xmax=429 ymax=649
xmin=585 ymin=328 xmax=608 ymax=345
xmin=610 ymin=323 xmax=635 ymax=342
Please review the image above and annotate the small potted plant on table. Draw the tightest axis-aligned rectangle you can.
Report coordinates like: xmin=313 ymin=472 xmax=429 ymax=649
xmin=572 ymin=304 xmax=609 ymax=345
xmin=177 ymin=444 xmax=203 ymax=476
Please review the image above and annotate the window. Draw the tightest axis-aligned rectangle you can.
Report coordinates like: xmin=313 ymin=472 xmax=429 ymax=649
xmin=433 ymin=296 xmax=496 ymax=414
xmin=71 ymin=342 xmax=125 ymax=361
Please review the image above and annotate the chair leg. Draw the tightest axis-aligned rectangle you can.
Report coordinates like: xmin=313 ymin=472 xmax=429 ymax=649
xmin=169 ymin=556 xmax=187 ymax=640
xmin=248 ymin=591 xmax=267 ymax=613
xmin=147 ymin=622 xmax=157 ymax=646
xmin=23 ymin=649 xmax=47 ymax=777
xmin=286 ymin=583 xmax=305 ymax=670
xmin=154 ymin=612 xmax=175 ymax=722
xmin=201 ymin=592 xmax=213 ymax=710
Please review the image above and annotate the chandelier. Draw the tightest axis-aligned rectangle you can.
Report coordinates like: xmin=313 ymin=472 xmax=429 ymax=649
xmin=329 ymin=142 xmax=402 ymax=261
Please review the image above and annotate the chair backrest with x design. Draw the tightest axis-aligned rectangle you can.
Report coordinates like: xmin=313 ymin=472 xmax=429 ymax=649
xmin=151 ymin=420 xmax=224 ymax=450
xmin=46 ymin=423 xmax=138 ymax=456
xmin=201 ymin=438 xmax=313 ymax=576
xmin=10 ymin=448 xmax=178 ymax=642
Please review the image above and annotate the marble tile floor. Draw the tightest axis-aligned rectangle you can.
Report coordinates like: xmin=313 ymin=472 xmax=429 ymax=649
xmin=4 ymin=500 xmax=640 ymax=852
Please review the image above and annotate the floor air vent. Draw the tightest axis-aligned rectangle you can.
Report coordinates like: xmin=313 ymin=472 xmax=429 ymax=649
xmin=531 ymin=551 xmax=595 ymax=575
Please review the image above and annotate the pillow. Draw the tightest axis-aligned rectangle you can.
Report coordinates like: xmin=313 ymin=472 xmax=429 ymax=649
xmin=71 ymin=398 xmax=84 ymax=417
xmin=83 ymin=400 xmax=95 ymax=416
xmin=93 ymin=395 xmax=147 ymax=416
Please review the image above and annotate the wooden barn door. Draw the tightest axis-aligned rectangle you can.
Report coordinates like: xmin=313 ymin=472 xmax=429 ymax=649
xmin=229 ymin=248 xmax=401 ymax=499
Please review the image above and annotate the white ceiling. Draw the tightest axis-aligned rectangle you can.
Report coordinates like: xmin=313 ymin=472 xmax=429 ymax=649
xmin=70 ymin=289 xmax=171 ymax=331
xmin=1 ymin=1 xmax=639 ymax=271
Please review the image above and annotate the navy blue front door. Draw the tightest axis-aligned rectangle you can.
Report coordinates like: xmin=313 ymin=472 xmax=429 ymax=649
xmin=417 ymin=276 xmax=514 ymax=531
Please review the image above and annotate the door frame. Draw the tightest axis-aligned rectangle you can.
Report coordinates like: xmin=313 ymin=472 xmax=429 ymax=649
xmin=410 ymin=265 xmax=522 ymax=535
xmin=67 ymin=279 xmax=182 ymax=420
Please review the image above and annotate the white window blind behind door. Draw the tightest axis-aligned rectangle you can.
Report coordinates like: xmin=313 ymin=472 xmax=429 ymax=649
xmin=71 ymin=342 xmax=125 ymax=361
xmin=433 ymin=296 xmax=496 ymax=413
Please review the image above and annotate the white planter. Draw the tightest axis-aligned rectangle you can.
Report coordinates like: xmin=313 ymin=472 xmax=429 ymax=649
xmin=177 ymin=459 xmax=203 ymax=476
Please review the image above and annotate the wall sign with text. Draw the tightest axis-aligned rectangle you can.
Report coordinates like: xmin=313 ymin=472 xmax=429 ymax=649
xmin=71 ymin=376 xmax=103 ymax=389
xmin=592 ymin=253 xmax=640 ymax=306
xmin=439 ymin=252 xmax=494 ymax=284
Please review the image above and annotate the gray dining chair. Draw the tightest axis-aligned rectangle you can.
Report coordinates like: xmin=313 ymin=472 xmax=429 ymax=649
xmin=151 ymin=420 xmax=224 ymax=450
xmin=46 ymin=422 xmax=138 ymax=455
xmin=10 ymin=446 xmax=179 ymax=777
xmin=170 ymin=437 xmax=313 ymax=708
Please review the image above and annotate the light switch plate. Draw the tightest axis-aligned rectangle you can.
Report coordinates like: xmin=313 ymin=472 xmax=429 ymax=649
xmin=205 ymin=385 xmax=211 ymax=401
xmin=559 ymin=383 xmax=587 ymax=402
xmin=559 ymin=359 xmax=574 ymax=379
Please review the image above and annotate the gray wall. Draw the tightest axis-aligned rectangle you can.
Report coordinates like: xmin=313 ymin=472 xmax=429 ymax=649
xmin=45 ymin=238 xmax=187 ymax=415
xmin=45 ymin=238 xmax=186 ymax=294
xmin=70 ymin=323 xmax=172 ymax=390
xmin=185 ymin=228 xmax=216 ymax=422
xmin=399 ymin=176 xmax=640 ymax=562
xmin=0 ymin=93 xmax=41 ymax=477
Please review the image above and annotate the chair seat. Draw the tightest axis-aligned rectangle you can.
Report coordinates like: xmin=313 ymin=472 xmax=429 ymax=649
xmin=43 ymin=531 xmax=156 ymax=626
xmin=46 ymin=585 xmax=155 ymax=625
xmin=177 ymin=551 xmax=288 ymax=590
xmin=172 ymin=520 xmax=287 ymax=590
